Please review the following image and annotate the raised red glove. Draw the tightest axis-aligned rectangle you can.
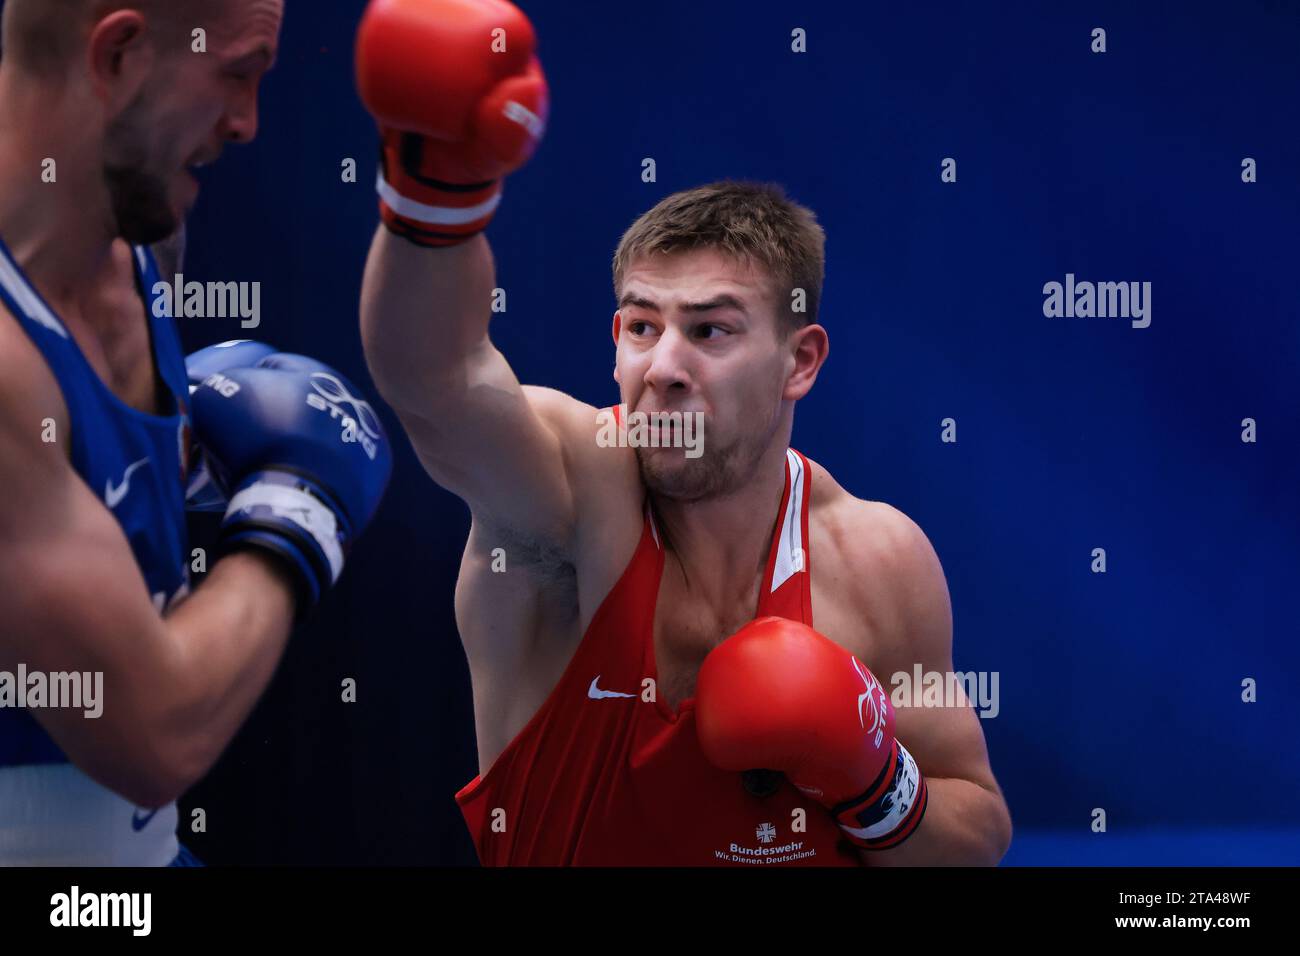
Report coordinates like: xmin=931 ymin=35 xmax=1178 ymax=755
xmin=696 ymin=616 xmax=928 ymax=851
xmin=355 ymin=0 xmax=549 ymax=246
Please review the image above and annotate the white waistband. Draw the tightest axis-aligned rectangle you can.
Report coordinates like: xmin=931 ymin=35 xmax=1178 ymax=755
xmin=0 ymin=763 xmax=178 ymax=866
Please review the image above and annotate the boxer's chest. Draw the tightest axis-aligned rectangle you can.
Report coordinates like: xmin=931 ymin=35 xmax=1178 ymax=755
xmin=650 ymin=568 xmax=761 ymax=714
xmin=649 ymin=535 xmax=874 ymax=714
xmin=70 ymin=279 xmax=165 ymax=415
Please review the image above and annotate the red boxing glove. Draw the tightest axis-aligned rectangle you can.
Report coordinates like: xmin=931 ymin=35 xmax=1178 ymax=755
xmin=355 ymin=0 xmax=549 ymax=246
xmin=696 ymin=616 xmax=928 ymax=851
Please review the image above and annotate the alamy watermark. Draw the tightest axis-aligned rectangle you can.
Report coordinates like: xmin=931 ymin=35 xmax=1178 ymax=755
xmin=152 ymin=273 xmax=261 ymax=329
xmin=890 ymin=665 xmax=999 ymax=719
xmin=50 ymin=886 xmax=150 ymax=936
xmin=0 ymin=665 xmax=102 ymax=718
xmin=1043 ymin=273 xmax=1150 ymax=328
xmin=596 ymin=403 xmax=705 ymax=458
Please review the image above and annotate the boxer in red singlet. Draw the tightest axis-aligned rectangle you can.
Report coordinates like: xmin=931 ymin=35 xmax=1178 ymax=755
xmin=355 ymin=0 xmax=1012 ymax=865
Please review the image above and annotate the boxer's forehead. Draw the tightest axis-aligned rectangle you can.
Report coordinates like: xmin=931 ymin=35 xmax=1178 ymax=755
xmin=206 ymin=0 xmax=284 ymax=60
xmin=619 ymin=247 xmax=774 ymax=315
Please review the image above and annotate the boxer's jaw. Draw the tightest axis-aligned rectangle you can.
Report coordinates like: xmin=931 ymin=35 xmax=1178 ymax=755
xmin=101 ymin=96 xmax=184 ymax=245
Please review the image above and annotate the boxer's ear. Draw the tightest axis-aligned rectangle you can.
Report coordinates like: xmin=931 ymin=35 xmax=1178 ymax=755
xmin=611 ymin=311 xmax=622 ymax=384
xmin=88 ymin=10 xmax=153 ymax=112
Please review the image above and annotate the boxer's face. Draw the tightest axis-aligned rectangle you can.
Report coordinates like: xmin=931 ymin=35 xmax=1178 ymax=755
xmin=613 ymin=248 xmax=791 ymax=503
xmin=102 ymin=0 xmax=283 ymax=244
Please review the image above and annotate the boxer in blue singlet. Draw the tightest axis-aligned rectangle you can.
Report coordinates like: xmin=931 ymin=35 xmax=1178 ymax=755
xmin=0 ymin=0 xmax=390 ymax=864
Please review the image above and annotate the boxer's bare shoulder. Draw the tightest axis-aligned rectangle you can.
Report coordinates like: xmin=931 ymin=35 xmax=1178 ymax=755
xmin=804 ymin=455 xmax=952 ymax=673
xmin=805 ymin=458 xmax=1002 ymax=805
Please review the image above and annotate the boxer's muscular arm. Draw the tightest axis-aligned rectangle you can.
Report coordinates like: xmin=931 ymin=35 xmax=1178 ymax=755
xmin=0 ymin=323 xmax=295 ymax=808
xmin=843 ymin=504 xmax=1013 ymax=865
xmin=360 ymin=230 xmax=588 ymax=550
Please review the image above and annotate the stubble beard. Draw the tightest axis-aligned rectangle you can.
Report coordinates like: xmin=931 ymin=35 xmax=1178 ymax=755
xmin=102 ymin=95 xmax=180 ymax=245
xmin=637 ymin=424 xmax=768 ymax=504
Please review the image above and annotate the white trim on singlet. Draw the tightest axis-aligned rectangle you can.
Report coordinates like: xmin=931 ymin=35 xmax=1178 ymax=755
xmin=0 ymin=240 xmax=68 ymax=338
xmin=646 ymin=500 xmax=661 ymax=550
xmin=770 ymin=449 xmax=806 ymax=593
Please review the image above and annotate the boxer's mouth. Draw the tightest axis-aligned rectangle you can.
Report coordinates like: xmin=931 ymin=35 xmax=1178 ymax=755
xmin=185 ymin=151 xmax=222 ymax=176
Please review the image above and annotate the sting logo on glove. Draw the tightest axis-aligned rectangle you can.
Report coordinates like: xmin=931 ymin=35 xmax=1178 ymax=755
xmin=184 ymin=341 xmax=393 ymax=609
xmin=853 ymin=657 xmax=889 ymax=748
xmin=306 ymin=373 xmax=385 ymax=461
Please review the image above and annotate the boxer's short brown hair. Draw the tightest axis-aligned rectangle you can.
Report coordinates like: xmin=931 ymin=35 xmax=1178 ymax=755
xmin=612 ymin=181 xmax=826 ymax=336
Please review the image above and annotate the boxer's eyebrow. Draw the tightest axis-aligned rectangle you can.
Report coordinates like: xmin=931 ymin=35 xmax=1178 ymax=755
xmin=680 ymin=294 xmax=747 ymax=314
xmin=618 ymin=293 xmax=747 ymax=313
xmin=618 ymin=293 xmax=657 ymax=310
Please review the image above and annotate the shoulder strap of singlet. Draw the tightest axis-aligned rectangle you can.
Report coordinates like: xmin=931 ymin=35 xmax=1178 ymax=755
xmin=0 ymin=235 xmax=71 ymax=339
xmin=769 ymin=448 xmax=810 ymax=592
xmin=131 ymin=244 xmax=188 ymax=410
xmin=644 ymin=497 xmax=662 ymax=550
xmin=757 ymin=448 xmax=814 ymax=624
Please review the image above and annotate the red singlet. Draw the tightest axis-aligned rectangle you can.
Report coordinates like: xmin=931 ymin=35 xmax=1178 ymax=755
xmin=455 ymin=444 xmax=860 ymax=866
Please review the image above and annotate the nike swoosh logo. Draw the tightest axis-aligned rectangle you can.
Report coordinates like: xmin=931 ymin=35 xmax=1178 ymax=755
xmin=131 ymin=809 xmax=158 ymax=832
xmin=105 ymin=458 xmax=150 ymax=509
xmin=588 ymin=676 xmax=636 ymax=699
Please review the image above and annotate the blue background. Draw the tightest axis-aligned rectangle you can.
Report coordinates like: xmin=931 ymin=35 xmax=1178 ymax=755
xmin=166 ymin=0 xmax=1300 ymax=864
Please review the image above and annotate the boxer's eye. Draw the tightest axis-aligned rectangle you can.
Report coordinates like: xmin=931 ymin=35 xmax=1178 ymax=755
xmin=224 ymin=49 xmax=274 ymax=80
xmin=696 ymin=324 xmax=728 ymax=340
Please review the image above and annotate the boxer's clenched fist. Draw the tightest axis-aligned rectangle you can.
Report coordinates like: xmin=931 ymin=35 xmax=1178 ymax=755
xmin=189 ymin=347 xmax=393 ymax=610
xmin=183 ymin=340 xmax=280 ymax=512
xmin=696 ymin=616 xmax=929 ymax=851
xmin=356 ymin=0 xmax=549 ymax=246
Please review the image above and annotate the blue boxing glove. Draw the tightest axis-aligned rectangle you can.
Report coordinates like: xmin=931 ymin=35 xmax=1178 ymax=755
xmin=185 ymin=340 xmax=278 ymax=388
xmin=188 ymin=350 xmax=393 ymax=609
xmin=184 ymin=340 xmax=279 ymax=511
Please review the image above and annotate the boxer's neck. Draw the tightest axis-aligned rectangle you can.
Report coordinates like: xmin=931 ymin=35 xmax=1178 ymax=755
xmin=650 ymin=437 xmax=790 ymax=611
xmin=0 ymin=73 xmax=119 ymax=318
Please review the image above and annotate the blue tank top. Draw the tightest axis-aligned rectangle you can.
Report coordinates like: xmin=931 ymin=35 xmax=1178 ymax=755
xmin=0 ymin=236 xmax=192 ymax=767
